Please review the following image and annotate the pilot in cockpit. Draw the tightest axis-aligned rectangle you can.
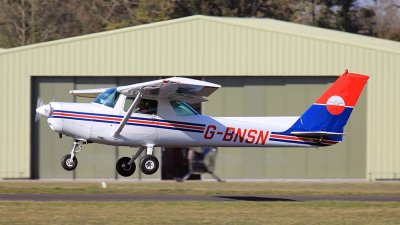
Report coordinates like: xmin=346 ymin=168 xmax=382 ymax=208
xmin=137 ymin=99 xmax=157 ymax=115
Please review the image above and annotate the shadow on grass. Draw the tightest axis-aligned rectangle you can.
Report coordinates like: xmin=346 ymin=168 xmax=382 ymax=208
xmin=215 ymin=196 xmax=297 ymax=202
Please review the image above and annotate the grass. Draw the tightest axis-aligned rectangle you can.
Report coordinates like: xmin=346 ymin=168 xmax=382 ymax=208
xmin=0 ymin=180 xmax=400 ymax=196
xmin=0 ymin=181 xmax=400 ymax=224
xmin=0 ymin=201 xmax=399 ymax=225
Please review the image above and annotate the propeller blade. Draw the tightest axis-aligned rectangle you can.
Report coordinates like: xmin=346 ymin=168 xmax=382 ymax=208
xmin=35 ymin=97 xmax=45 ymax=123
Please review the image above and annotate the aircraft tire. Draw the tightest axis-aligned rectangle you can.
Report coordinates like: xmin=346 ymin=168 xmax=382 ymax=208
xmin=61 ymin=154 xmax=78 ymax=171
xmin=140 ymin=155 xmax=159 ymax=175
xmin=116 ymin=157 xmax=136 ymax=177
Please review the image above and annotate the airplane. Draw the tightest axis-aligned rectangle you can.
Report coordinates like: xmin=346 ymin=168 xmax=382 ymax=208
xmin=36 ymin=70 xmax=369 ymax=177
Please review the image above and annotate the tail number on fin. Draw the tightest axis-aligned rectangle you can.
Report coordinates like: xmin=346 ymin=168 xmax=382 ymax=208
xmin=204 ymin=125 xmax=270 ymax=145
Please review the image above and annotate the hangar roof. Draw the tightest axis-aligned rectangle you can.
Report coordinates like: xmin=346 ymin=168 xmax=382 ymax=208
xmin=0 ymin=15 xmax=399 ymax=77
xmin=214 ymin=17 xmax=400 ymax=53
xmin=2 ymin=15 xmax=400 ymax=55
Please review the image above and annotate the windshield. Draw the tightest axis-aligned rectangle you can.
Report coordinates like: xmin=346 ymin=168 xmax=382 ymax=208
xmin=93 ymin=87 xmax=120 ymax=108
xmin=170 ymin=101 xmax=199 ymax=116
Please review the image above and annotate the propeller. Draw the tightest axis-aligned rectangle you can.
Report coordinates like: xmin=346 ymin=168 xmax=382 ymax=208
xmin=35 ymin=97 xmax=53 ymax=122
xmin=35 ymin=97 xmax=45 ymax=123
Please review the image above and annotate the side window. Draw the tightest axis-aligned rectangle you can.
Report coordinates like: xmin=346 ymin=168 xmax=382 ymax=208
xmin=124 ymin=97 xmax=134 ymax=112
xmin=170 ymin=101 xmax=199 ymax=116
xmin=124 ymin=98 xmax=158 ymax=115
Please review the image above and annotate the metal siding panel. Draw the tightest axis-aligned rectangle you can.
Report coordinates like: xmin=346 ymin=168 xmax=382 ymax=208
xmin=366 ymin=52 xmax=400 ymax=180
xmin=264 ymin=149 xmax=286 ymax=178
xmin=394 ymin=56 xmax=400 ymax=177
xmin=1 ymin=58 xmax=9 ymax=177
xmin=220 ymin=23 xmax=231 ymax=74
xmin=4 ymin=55 xmax=11 ymax=177
xmin=346 ymin=90 xmax=367 ymax=178
xmin=13 ymin=53 xmax=28 ymax=178
xmin=221 ymin=148 xmax=244 ymax=179
xmin=0 ymin=59 xmax=5 ymax=177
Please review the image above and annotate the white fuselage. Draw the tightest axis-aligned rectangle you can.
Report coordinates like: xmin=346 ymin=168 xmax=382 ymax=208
xmin=47 ymin=98 xmax=331 ymax=148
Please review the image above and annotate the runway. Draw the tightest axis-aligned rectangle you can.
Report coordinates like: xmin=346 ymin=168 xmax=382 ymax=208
xmin=0 ymin=194 xmax=399 ymax=202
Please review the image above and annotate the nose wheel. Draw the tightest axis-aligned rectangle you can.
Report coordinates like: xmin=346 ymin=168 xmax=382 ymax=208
xmin=116 ymin=145 xmax=159 ymax=177
xmin=61 ymin=139 xmax=86 ymax=171
xmin=61 ymin=154 xmax=78 ymax=171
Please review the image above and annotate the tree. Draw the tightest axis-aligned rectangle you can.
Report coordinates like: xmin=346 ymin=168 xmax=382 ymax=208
xmin=371 ymin=0 xmax=400 ymax=41
xmin=0 ymin=0 xmax=399 ymax=48
xmin=0 ymin=0 xmax=40 ymax=47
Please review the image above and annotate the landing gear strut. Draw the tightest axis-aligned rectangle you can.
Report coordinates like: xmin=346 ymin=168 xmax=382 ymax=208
xmin=116 ymin=145 xmax=159 ymax=177
xmin=61 ymin=139 xmax=86 ymax=171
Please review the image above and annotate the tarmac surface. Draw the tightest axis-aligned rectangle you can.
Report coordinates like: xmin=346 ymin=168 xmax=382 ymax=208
xmin=0 ymin=194 xmax=399 ymax=202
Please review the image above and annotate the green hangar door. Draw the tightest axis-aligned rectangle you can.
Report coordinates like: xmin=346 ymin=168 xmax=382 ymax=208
xmin=31 ymin=76 xmax=162 ymax=179
xmin=203 ymin=76 xmax=367 ymax=179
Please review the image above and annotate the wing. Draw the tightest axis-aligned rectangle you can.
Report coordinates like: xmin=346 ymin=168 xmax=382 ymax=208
xmin=117 ymin=77 xmax=221 ymax=103
xmin=69 ymin=87 xmax=109 ymax=98
xmin=68 ymin=77 xmax=221 ymax=102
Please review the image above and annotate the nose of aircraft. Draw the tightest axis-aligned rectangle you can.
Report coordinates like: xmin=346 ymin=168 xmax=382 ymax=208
xmin=36 ymin=104 xmax=53 ymax=118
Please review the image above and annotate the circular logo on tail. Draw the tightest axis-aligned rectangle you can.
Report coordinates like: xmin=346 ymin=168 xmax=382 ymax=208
xmin=326 ymin=96 xmax=345 ymax=115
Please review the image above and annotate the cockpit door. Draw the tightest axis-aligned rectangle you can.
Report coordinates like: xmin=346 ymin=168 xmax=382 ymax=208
xmin=120 ymin=98 xmax=158 ymax=141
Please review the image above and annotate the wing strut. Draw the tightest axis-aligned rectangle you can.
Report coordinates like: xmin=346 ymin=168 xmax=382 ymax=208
xmin=113 ymin=90 xmax=143 ymax=137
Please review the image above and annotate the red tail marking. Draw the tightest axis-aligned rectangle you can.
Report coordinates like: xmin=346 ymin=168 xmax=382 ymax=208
xmin=315 ymin=70 xmax=369 ymax=107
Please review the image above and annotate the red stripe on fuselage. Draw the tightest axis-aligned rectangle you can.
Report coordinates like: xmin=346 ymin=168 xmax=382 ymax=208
xmin=52 ymin=112 xmax=205 ymax=131
xmin=53 ymin=112 xmax=121 ymax=122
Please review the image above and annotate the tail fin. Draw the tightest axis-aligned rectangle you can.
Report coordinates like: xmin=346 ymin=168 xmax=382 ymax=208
xmin=288 ymin=70 xmax=369 ymax=141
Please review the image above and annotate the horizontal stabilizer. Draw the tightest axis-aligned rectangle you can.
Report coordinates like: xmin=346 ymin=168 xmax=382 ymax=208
xmin=291 ymin=131 xmax=346 ymax=138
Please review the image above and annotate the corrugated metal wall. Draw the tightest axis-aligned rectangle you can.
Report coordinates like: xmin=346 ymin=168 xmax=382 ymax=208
xmin=367 ymin=53 xmax=400 ymax=180
xmin=0 ymin=15 xmax=399 ymax=179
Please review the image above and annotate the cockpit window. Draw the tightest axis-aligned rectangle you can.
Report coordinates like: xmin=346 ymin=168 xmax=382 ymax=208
xmin=170 ymin=101 xmax=199 ymax=116
xmin=93 ymin=87 xmax=120 ymax=108
xmin=124 ymin=98 xmax=158 ymax=115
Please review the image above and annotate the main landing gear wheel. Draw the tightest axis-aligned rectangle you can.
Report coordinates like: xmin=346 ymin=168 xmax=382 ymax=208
xmin=116 ymin=157 xmax=136 ymax=177
xmin=61 ymin=154 xmax=78 ymax=171
xmin=140 ymin=155 xmax=159 ymax=175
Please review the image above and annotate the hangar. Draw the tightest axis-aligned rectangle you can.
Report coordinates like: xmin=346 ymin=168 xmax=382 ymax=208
xmin=0 ymin=15 xmax=399 ymax=180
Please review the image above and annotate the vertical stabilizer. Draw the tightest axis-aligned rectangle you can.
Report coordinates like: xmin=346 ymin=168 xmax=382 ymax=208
xmin=288 ymin=70 xmax=369 ymax=141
